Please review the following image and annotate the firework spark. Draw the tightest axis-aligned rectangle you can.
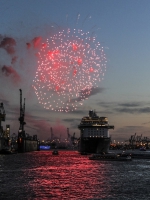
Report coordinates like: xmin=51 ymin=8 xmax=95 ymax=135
xmin=32 ymin=28 xmax=107 ymax=112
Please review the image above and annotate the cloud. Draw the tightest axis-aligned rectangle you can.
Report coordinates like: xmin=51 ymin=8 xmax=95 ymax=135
xmin=63 ymin=117 xmax=80 ymax=130
xmin=70 ymin=87 xmax=104 ymax=103
xmin=0 ymin=34 xmax=41 ymax=86
xmin=26 ymin=43 xmax=31 ymax=49
xmin=0 ymin=37 xmax=16 ymax=55
xmin=11 ymin=56 xmax=18 ymax=64
xmin=113 ymin=125 xmax=150 ymax=142
xmin=139 ymin=107 xmax=150 ymax=113
xmin=142 ymin=121 xmax=150 ymax=125
xmin=96 ymin=100 xmax=150 ymax=114
xmin=32 ymin=37 xmax=42 ymax=48
xmin=118 ymin=102 xmax=141 ymax=107
xmin=115 ymin=106 xmax=150 ymax=114
xmin=23 ymin=113 xmax=68 ymax=140
xmin=0 ymin=98 xmax=9 ymax=106
xmin=0 ymin=36 xmax=23 ymax=85
xmin=26 ymin=36 xmax=42 ymax=49
xmin=114 ymin=107 xmax=136 ymax=114
xmin=90 ymin=87 xmax=105 ymax=95
xmin=1 ymin=65 xmax=21 ymax=84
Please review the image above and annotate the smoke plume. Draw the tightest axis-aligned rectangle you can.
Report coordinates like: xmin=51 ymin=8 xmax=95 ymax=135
xmin=1 ymin=65 xmax=21 ymax=84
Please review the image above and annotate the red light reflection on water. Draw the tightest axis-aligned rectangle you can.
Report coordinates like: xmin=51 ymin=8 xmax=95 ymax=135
xmin=24 ymin=151 xmax=112 ymax=199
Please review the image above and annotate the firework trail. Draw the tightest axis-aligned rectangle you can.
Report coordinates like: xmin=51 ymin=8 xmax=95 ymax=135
xmin=32 ymin=28 xmax=107 ymax=112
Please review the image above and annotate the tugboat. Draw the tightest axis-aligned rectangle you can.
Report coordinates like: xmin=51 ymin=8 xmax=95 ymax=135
xmin=52 ymin=149 xmax=59 ymax=155
xmin=89 ymin=152 xmax=132 ymax=161
xmin=140 ymin=146 xmax=146 ymax=151
xmin=78 ymin=110 xmax=114 ymax=154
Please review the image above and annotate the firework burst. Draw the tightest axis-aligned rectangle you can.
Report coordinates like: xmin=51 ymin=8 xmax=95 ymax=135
xmin=32 ymin=28 xmax=107 ymax=112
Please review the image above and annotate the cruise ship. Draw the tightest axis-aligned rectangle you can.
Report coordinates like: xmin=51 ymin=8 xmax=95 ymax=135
xmin=78 ymin=110 xmax=114 ymax=154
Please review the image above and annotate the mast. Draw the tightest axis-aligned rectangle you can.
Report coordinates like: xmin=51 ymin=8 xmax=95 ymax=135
xmin=23 ymin=98 xmax=25 ymax=122
xmin=50 ymin=127 xmax=53 ymax=141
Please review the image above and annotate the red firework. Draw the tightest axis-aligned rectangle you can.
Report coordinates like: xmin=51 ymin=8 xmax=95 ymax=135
xmin=32 ymin=28 xmax=107 ymax=112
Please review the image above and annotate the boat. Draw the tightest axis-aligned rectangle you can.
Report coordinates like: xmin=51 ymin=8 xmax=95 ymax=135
xmin=52 ymin=150 xmax=59 ymax=155
xmin=0 ymin=143 xmax=18 ymax=154
xmin=0 ymin=147 xmax=12 ymax=154
xmin=80 ymin=152 xmax=90 ymax=155
xmin=140 ymin=147 xmax=146 ymax=151
xmin=89 ymin=153 xmax=132 ymax=161
xmin=129 ymin=152 xmax=150 ymax=159
xmin=78 ymin=110 xmax=114 ymax=154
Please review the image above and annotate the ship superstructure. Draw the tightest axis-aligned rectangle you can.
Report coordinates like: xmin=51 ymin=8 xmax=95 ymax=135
xmin=78 ymin=110 xmax=114 ymax=153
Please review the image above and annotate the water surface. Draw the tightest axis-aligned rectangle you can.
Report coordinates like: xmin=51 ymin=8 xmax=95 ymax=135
xmin=0 ymin=151 xmax=150 ymax=199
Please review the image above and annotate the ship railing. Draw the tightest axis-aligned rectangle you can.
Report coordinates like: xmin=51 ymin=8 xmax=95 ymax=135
xmin=82 ymin=136 xmax=109 ymax=138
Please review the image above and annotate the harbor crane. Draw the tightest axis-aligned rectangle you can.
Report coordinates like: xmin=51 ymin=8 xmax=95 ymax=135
xmin=18 ymin=89 xmax=26 ymax=138
xmin=71 ymin=132 xmax=78 ymax=145
xmin=127 ymin=133 xmax=150 ymax=148
xmin=50 ymin=127 xmax=54 ymax=141
xmin=129 ymin=133 xmax=136 ymax=146
xmin=136 ymin=134 xmax=142 ymax=144
xmin=67 ymin=128 xmax=70 ymax=141
xmin=0 ymin=103 xmax=5 ymax=136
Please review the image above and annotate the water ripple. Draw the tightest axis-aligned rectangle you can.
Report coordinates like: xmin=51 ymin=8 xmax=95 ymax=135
xmin=0 ymin=151 xmax=150 ymax=199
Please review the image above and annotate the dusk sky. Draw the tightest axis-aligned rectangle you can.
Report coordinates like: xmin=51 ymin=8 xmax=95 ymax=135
xmin=0 ymin=0 xmax=150 ymax=142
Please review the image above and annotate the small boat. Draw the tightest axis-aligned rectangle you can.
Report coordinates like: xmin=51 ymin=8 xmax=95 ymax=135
xmin=0 ymin=147 xmax=17 ymax=154
xmin=89 ymin=153 xmax=132 ymax=161
xmin=52 ymin=150 xmax=59 ymax=155
xmin=80 ymin=152 xmax=90 ymax=155
xmin=0 ymin=149 xmax=12 ymax=154
xmin=140 ymin=147 xmax=146 ymax=151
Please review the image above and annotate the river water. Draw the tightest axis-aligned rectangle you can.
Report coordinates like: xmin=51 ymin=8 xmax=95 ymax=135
xmin=0 ymin=150 xmax=150 ymax=200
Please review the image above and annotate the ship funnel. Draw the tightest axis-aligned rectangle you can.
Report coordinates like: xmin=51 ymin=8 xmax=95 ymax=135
xmin=89 ymin=110 xmax=93 ymax=117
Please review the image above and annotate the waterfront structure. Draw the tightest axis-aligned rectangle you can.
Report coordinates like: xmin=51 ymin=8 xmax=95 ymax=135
xmin=78 ymin=110 xmax=114 ymax=153
xmin=17 ymin=89 xmax=40 ymax=152
xmin=0 ymin=103 xmax=10 ymax=152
